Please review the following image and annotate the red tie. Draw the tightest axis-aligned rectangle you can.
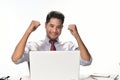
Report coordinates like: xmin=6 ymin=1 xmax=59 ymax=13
xmin=49 ymin=40 xmax=56 ymax=51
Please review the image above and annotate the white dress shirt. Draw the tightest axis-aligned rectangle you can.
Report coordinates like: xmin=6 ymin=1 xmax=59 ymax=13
xmin=15 ymin=36 xmax=92 ymax=66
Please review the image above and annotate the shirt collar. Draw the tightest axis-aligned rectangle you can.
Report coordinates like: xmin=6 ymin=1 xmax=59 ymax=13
xmin=44 ymin=36 xmax=59 ymax=45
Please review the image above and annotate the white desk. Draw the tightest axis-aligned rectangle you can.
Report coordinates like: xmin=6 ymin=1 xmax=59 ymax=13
xmin=20 ymin=74 xmax=119 ymax=80
xmin=7 ymin=74 xmax=119 ymax=80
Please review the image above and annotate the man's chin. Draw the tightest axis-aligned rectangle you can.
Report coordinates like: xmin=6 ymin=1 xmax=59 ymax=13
xmin=51 ymin=37 xmax=57 ymax=40
xmin=48 ymin=36 xmax=58 ymax=40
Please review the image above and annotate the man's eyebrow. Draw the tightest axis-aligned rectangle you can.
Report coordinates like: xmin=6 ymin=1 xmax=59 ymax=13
xmin=49 ymin=23 xmax=62 ymax=27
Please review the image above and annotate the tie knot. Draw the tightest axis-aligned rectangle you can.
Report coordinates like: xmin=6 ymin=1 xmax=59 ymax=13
xmin=49 ymin=40 xmax=56 ymax=44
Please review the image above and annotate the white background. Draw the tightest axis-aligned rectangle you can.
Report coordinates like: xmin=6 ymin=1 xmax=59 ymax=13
xmin=0 ymin=0 xmax=120 ymax=78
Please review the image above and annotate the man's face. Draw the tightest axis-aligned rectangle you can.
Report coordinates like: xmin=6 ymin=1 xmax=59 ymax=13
xmin=45 ymin=18 xmax=63 ymax=40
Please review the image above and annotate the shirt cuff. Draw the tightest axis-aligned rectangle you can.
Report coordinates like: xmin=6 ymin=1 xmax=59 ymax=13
xmin=80 ymin=57 xmax=92 ymax=66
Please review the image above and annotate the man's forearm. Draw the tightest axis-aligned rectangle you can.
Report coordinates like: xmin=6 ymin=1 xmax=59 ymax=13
xmin=12 ymin=31 xmax=31 ymax=62
xmin=75 ymin=35 xmax=91 ymax=61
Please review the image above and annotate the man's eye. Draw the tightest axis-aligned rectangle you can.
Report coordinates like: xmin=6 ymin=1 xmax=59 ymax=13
xmin=57 ymin=26 xmax=62 ymax=29
xmin=50 ymin=25 xmax=54 ymax=28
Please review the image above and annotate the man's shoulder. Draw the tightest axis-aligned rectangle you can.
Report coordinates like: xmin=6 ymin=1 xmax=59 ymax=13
xmin=58 ymin=40 xmax=74 ymax=45
xmin=27 ymin=40 xmax=44 ymax=45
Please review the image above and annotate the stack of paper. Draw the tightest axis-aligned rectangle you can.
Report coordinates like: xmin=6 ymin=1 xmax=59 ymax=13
xmin=81 ymin=73 xmax=119 ymax=80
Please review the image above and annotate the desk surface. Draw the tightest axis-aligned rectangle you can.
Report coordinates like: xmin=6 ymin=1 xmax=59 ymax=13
xmin=5 ymin=74 xmax=120 ymax=80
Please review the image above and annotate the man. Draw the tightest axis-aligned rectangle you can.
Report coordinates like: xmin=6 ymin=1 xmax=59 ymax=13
xmin=11 ymin=11 xmax=92 ymax=66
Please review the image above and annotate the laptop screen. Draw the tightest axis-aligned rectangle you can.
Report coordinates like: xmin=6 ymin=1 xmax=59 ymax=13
xmin=29 ymin=51 xmax=80 ymax=80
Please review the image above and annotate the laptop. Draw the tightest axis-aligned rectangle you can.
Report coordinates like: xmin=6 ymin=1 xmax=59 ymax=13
xmin=29 ymin=51 xmax=80 ymax=80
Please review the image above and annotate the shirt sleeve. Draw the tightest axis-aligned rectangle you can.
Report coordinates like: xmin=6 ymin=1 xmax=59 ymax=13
xmin=80 ymin=57 xmax=92 ymax=66
xmin=68 ymin=41 xmax=92 ymax=66
xmin=67 ymin=41 xmax=79 ymax=51
xmin=13 ymin=43 xmax=30 ymax=64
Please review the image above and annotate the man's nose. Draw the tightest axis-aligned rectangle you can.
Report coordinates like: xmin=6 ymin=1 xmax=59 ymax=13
xmin=53 ymin=27 xmax=57 ymax=32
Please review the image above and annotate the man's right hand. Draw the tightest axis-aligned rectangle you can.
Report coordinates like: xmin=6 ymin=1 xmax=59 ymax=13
xmin=12 ymin=20 xmax=40 ymax=62
xmin=27 ymin=20 xmax=40 ymax=33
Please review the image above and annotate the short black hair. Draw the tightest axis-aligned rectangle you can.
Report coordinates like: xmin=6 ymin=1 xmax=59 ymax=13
xmin=46 ymin=11 xmax=65 ymax=24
